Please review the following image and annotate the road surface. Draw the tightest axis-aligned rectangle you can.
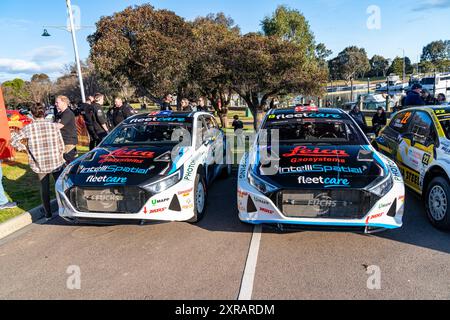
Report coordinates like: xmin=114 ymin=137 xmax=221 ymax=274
xmin=0 ymin=171 xmax=449 ymax=300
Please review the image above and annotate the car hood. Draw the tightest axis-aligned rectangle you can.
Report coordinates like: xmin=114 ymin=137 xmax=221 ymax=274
xmin=68 ymin=145 xmax=181 ymax=187
xmin=255 ymin=144 xmax=383 ymax=190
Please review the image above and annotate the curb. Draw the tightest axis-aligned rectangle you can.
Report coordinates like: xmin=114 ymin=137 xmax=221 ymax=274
xmin=0 ymin=200 xmax=57 ymax=240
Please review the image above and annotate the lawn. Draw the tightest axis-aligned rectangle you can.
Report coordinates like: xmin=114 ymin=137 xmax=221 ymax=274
xmin=0 ymin=152 xmax=52 ymax=223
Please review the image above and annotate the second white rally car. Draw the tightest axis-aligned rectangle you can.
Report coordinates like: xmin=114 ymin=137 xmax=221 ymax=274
xmin=238 ymin=106 xmax=405 ymax=233
xmin=56 ymin=111 xmax=231 ymax=224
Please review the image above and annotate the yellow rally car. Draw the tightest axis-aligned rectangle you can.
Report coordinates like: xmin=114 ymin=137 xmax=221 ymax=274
xmin=375 ymin=105 xmax=450 ymax=230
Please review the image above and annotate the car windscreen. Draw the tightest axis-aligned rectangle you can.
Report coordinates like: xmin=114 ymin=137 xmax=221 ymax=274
xmin=263 ymin=116 xmax=366 ymax=145
xmin=101 ymin=123 xmax=193 ymax=146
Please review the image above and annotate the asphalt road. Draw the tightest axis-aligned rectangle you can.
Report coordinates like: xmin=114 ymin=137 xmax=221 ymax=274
xmin=0 ymin=171 xmax=449 ymax=300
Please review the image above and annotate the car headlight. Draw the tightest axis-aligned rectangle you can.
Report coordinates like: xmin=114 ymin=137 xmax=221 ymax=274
xmin=247 ymin=168 xmax=278 ymax=195
xmin=365 ymin=171 xmax=394 ymax=198
xmin=143 ymin=167 xmax=183 ymax=194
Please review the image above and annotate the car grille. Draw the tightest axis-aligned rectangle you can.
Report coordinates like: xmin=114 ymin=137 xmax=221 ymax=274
xmin=272 ymin=189 xmax=379 ymax=220
xmin=67 ymin=187 xmax=150 ymax=214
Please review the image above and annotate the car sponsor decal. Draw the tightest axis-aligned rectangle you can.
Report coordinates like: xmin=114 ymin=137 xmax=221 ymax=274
xmin=151 ymin=198 xmax=170 ymax=206
xmin=253 ymin=197 xmax=270 ymax=205
xmin=366 ymin=212 xmax=384 ymax=224
xmin=298 ymin=176 xmax=350 ymax=188
xmin=148 ymin=208 xmax=166 ymax=214
xmin=308 ymin=194 xmax=337 ymax=214
xmin=79 ymin=165 xmax=153 ymax=175
xmin=99 ymin=148 xmax=155 ymax=164
xmin=129 ymin=116 xmax=187 ymax=124
xmin=398 ymin=164 xmax=421 ymax=193
xmin=184 ymin=160 xmax=196 ymax=181
xmin=422 ymin=154 xmax=431 ymax=166
xmin=84 ymin=193 xmax=124 ymax=202
xmin=259 ymin=207 xmax=274 ymax=215
xmin=178 ymin=188 xmax=193 ymax=197
xmin=267 ymin=113 xmax=342 ymax=121
xmin=278 ymin=164 xmax=366 ymax=175
xmin=283 ymin=146 xmax=350 ymax=158
xmin=85 ymin=175 xmax=127 ymax=186
xmin=378 ymin=202 xmax=392 ymax=209
xmin=386 ymin=159 xmax=403 ymax=182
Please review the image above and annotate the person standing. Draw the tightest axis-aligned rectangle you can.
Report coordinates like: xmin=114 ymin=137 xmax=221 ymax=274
xmin=349 ymin=105 xmax=368 ymax=133
xmin=197 ymin=97 xmax=207 ymax=112
xmin=55 ymin=96 xmax=78 ymax=164
xmin=107 ymin=97 xmax=135 ymax=129
xmin=180 ymin=98 xmax=190 ymax=111
xmin=404 ymin=84 xmax=425 ymax=107
xmin=84 ymin=93 xmax=109 ymax=150
xmin=437 ymin=93 xmax=447 ymax=105
xmin=10 ymin=103 xmax=65 ymax=219
xmin=161 ymin=94 xmax=173 ymax=111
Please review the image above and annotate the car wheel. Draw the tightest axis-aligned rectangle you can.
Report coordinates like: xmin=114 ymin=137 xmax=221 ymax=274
xmin=425 ymin=177 xmax=450 ymax=231
xmin=188 ymin=172 xmax=207 ymax=224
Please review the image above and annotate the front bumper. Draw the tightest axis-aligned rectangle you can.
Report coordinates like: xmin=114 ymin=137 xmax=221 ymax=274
xmin=55 ymin=178 xmax=196 ymax=223
xmin=237 ymin=177 xmax=405 ymax=232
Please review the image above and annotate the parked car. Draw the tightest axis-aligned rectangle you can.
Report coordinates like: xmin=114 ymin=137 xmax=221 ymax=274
xmin=375 ymin=106 xmax=450 ymax=230
xmin=56 ymin=111 xmax=231 ymax=224
xmin=238 ymin=106 xmax=405 ymax=233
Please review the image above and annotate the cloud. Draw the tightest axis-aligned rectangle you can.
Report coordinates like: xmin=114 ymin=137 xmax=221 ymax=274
xmin=412 ymin=0 xmax=450 ymax=11
xmin=0 ymin=58 xmax=64 ymax=76
xmin=0 ymin=18 xmax=32 ymax=31
xmin=29 ymin=46 xmax=67 ymax=62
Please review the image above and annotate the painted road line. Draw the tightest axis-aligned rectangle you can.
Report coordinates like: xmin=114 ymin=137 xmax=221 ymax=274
xmin=238 ymin=224 xmax=262 ymax=300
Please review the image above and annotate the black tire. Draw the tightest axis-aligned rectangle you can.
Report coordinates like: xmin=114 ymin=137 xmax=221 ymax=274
xmin=425 ymin=177 xmax=450 ymax=231
xmin=188 ymin=171 xmax=208 ymax=224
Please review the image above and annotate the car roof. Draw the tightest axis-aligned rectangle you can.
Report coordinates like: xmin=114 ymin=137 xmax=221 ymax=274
xmin=397 ymin=105 xmax=450 ymax=115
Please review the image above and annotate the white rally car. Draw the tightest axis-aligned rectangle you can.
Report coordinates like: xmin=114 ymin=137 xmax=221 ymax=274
xmin=56 ymin=111 xmax=231 ymax=224
xmin=238 ymin=107 xmax=405 ymax=233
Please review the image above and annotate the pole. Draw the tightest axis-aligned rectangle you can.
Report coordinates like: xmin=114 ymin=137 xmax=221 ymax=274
xmin=350 ymin=77 xmax=354 ymax=102
xmin=367 ymin=78 xmax=370 ymax=94
xmin=67 ymin=0 xmax=86 ymax=103
xmin=402 ymin=49 xmax=406 ymax=83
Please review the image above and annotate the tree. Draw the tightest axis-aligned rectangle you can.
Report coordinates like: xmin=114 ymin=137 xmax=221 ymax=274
xmin=315 ymin=43 xmax=332 ymax=63
xmin=1 ymin=78 xmax=29 ymax=107
xmin=28 ymin=73 xmax=52 ymax=104
xmin=188 ymin=13 xmax=240 ymax=113
xmin=222 ymin=33 xmax=327 ymax=129
xmin=88 ymin=4 xmax=193 ymax=103
xmin=261 ymin=5 xmax=315 ymax=56
xmin=328 ymin=46 xmax=370 ymax=83
xmin=388 ymin=56 xmax=413 ymax=76
xmin=421 ymin=40 xmax=450 ymax=63
xmin=369 ymin=55 xmax=390 ymax=77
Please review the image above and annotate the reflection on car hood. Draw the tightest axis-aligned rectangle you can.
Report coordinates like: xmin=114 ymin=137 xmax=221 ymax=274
xmin=255 ymin=144 xmax=382 ymax=189
xmin=68 ymin=145 xmax=179 ymax=187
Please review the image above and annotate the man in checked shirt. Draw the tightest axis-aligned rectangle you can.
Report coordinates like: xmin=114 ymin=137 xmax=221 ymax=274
xmin=10 ymin=103 xmax=66 ymax=220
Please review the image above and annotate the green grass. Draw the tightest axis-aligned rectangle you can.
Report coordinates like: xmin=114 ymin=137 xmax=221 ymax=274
xmin=0 ymin=153 xmax=56 ymax=223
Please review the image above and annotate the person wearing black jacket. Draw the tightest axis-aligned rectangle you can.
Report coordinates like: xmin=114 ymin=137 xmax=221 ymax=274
xmin=160 ymin=94 xmax=173 ymax=111
xmin=349 ymin=105 xmax=368 ymax=133
xmin=107 ymin=97 xmax=135 ymax=129
xmin=80 ymin=93 xmax=109 ymax=151
xmin=372 ymin=107 xmax=387 ymax=136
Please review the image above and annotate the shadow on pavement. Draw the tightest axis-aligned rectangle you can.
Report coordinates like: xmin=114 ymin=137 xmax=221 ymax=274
xmin=375 ymin=190 xmax=450 ymax=254
xmin=47 ymin=171 xmax=450 ymax=254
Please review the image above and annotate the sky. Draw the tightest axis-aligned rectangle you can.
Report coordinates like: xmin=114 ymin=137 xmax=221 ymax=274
xmin=0 ymin=0 xmax=450 ymax=82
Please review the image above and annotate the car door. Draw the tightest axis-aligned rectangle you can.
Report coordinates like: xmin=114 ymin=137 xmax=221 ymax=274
xmin=399 ymin=111 xmax=438 ymax=193
xmin=377 ymin=110 xmax=414 ymax=160
xmin=195 ymin=116 xmax=215 ymax=184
